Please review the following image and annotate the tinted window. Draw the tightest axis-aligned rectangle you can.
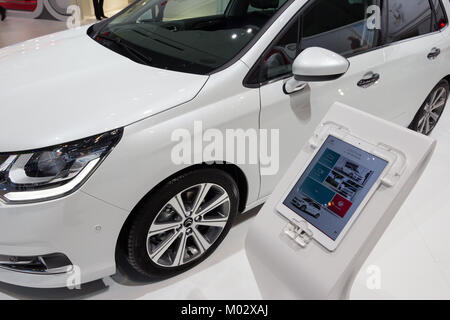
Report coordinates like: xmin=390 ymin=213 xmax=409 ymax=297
xmin=257 ymin=18 xmax=300 ymax=83
xmin=431 ymin=0 xmax=448 ymax=30
xmin=245 ymin=15 xmax=300 ymax=84
xmin=250 ymin=0 xmax=381 ymax=84
xmin=386 ymin=0 xmax=433 ymax=43
xmin=92 ymin=0 xmax=291 ymax=74
xmin=301 ymin=0 xmax=381 ymax=57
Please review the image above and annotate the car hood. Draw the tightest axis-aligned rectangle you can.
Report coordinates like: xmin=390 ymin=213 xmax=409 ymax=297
xmin=0 ymin=26 xmax=209 ymax=152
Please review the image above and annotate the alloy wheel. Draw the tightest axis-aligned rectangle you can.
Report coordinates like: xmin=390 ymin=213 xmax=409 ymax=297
xmin=417 ymin=87 xmax=447 ymax=135
xmin=146 ymin=183 xmax=231 ymax=267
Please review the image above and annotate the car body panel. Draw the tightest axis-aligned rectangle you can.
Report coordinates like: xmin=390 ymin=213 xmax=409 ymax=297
xmin=0 ymin=26 xmax=209 ymax=152
xmin=81 ymin=61 xmax=262 ymax=212
xmin=258 ymin=46 xmax=389 ymax=197
xmin=381 ymin=31 xmax=446 ymax=125
xmin=0 ymin=189 xmax=129 ymax=288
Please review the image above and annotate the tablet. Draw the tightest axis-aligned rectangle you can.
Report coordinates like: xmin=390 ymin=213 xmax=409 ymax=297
xmin=276 ymin=135 xmax=391 ymax=251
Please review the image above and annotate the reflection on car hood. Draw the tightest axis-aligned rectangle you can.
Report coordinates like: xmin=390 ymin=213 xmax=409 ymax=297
xmin=0 ymin=26 xmax=209 ymax=151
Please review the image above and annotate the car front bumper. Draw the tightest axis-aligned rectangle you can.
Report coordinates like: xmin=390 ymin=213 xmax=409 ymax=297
xmin=0 ymin=189 xmax=129 ymax=288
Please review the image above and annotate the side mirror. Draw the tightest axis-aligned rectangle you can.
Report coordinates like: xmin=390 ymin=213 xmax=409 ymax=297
xmin=284 ymin=47 xmax=350 ymax=94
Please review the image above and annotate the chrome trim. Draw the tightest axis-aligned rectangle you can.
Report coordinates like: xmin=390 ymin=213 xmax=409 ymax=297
xmin=0 ymin=254 xmax=73 ymax=275
xmin=0 ymin=264 xmax=73 ymax=275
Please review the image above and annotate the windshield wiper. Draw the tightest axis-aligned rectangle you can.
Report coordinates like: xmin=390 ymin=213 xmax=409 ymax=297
xmin=96 ymin=34 xmax=153 ymax=66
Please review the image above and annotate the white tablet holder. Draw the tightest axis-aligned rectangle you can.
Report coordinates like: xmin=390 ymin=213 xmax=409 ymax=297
xmin=245 ymin=103 xmax=436 ymax=299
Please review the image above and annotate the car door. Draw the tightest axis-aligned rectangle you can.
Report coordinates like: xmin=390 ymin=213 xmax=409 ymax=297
xmin=380 ymin=0 xmax=448 ymax=126
xmin=253 ymin=0 xmax=392 ymax=198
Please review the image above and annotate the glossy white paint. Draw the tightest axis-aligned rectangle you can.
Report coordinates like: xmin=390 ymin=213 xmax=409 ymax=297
xmin=1 ymin=0 xmax=450 ymax=288
xmin=258 ymin=45 xmax=390 ymax=197
xmin=292 ymin=47 xmax=350 ymax=77
xmin=381 ymin=30 xmax=446 ymax=124
xmin=82 ymin=61 xmax=262 ymax=212
xmin=0 ymin=190 xmax=129 ymax=288
xmin=284 ymin=47 xmax=350 ymax=94
xmin=0 ymin=26 xmax=208 ymax=151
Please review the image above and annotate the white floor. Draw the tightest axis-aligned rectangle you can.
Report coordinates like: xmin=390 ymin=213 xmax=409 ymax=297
xmin=0 ymin=17 xmax=450 ymax=300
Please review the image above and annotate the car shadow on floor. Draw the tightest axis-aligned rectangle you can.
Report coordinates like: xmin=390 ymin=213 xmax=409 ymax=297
xmin=0 ymin=206 xmax=261 ymax=299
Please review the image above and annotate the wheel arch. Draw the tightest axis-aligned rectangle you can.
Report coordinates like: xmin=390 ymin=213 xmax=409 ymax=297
xmin=408 ymin=76 xmax=450 ymax=133
xmin=115 ymin=163 xmax=249 ymax=262
xmin=442 ymin=75 xmax=450 ymax=86
xmin=131 ymin=163 xmax=249 ymax=214
xmin=408 ymin=76 xmax=450 ymax=128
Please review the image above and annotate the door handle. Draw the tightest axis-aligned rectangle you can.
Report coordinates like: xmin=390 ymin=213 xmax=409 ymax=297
xmin=428 ymin=47 xmax=441 ymax=60
xmin=357 ymin=72 xmax=380 ymax=88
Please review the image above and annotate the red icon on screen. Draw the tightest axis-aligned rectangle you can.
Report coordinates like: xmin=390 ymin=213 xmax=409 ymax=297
xmin=328 ymin=194 xmax=352 ymax=218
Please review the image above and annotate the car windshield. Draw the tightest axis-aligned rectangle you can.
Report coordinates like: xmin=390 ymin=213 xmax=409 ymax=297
xmin=89 ymin=0 xmax=290 ymax=74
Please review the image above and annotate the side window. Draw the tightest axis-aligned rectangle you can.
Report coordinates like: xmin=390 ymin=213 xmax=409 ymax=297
xmin=250 ymin=18 xmax=300 ymax=84
xmin=431 ymin=0 xmax=448 ymax=30
xmin=300 ymin=0 xmax=381 ymax=57
xmin=386 ymin=0 xmax=433 ymax=43
xmin=249 ymin=0 xmax=381 ymax=85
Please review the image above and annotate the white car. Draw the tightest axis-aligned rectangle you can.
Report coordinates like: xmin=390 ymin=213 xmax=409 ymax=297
xmin=291 ymin=197 xmax=321 ymax=219
xmin=1 ymin=0 xmax=449 ymax=288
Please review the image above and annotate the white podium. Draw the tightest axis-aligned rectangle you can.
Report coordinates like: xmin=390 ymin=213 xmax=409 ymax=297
xmin=245 ymin=103 xmax=436 ymax=300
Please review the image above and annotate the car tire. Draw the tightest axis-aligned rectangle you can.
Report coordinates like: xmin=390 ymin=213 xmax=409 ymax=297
xmin=118 ymin=168 xmax=239 ymax=281
xmin=409 ymin=80 xmax=449 ymax=135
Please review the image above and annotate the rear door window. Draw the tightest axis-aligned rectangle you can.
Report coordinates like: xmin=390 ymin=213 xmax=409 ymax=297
xmin=386 ymin=0 xmax=434 ymax=43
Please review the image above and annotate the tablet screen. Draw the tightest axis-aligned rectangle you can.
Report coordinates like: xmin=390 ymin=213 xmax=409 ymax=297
xmin=283 ymin=136 xmax=388 ymax=240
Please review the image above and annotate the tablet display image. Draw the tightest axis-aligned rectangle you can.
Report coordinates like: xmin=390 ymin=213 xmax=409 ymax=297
xmin=283 ymin=136 xmax=388 ymax=241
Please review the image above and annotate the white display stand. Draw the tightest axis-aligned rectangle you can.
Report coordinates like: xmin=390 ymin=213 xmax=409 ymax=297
xmin=245 ymin=102 xmax=436 ymax=300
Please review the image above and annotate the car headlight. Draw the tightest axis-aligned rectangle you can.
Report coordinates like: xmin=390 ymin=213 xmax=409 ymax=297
xmin=0 ymin=128 xmax=123 ymax=204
